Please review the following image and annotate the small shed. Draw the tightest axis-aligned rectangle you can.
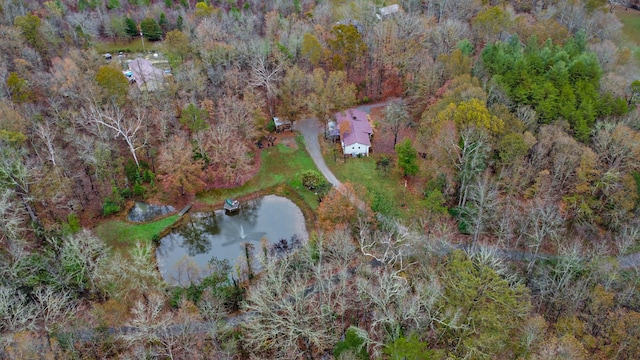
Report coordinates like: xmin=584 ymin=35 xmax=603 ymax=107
xmin=273 ymin=117 xmax=292 ymax=132
xmin=376 ymin=4 xmax=400 ymax=19
xmin=327 ymin=121 xmax=340 ymax=141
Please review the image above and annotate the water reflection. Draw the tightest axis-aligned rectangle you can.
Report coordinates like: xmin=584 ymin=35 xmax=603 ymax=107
xmin=127 ymin=202 xmax=175 ymax=222
xmin=199 ymin=211 xmax=221 ymax=236
xmin=180 ymin=218 xmax=211 ymax=256
xmin=156 ymin=195 xmax=307 ymax=285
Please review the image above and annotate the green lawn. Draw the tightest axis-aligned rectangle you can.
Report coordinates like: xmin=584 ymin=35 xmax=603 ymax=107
xmin=95 ymin=214 xmax=179 ymax=253
xmin=616 ymin=9 xmax=640 ymax=62
xmin=95 ymin=135 xmax=320 ymax=252
xmin=94 ymin=37 xmax=160 ymax=55
xmin=322 ymin=141 xmax=423 ymax=220
xmin=197 ymin=136 xmax=321 ymax=210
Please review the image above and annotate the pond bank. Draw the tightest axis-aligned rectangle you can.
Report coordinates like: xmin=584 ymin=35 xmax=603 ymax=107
xmin=148 ymin=183 xmax=317 ymax=252
xmin=156 ymin=193 xmax=309 ymax=285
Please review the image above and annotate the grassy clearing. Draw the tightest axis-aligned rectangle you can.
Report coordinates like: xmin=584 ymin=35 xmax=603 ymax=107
xmin=95 ymin=214 xmax=179 ymax=253
xmin=617 ymin=10 xmax=640 ymax=44
xmin=616 ymin=9 xmax=640 ymax=62
xmin=198 ymin=136 xmax=321 ymax=211
xmin=322 ymin=140 xmax=424 ymax=220
xmin=96 ymin=135 xmax=320 ymax=253
xmin=94 ymin=37 xmax=160 ymax=55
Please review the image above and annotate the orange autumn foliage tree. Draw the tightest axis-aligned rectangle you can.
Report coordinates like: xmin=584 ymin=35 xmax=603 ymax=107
xmin=157 ymin=135 xmax=206 ymax=196
xmin=317 ymin=183 xmax=358 ymax=232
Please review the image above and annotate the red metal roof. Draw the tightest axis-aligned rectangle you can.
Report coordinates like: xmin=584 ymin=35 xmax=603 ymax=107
xmin=336 ymin=109 xmax=373 ymax=146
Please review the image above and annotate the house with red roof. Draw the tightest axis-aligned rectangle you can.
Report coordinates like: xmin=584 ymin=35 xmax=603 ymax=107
xmin=336 ymin=108 xmax=373 ymax=157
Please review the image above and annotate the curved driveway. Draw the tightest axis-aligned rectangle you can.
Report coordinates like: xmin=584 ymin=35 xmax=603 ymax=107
xmin=296 ymin=117 xmax=342 ymax=188
xmin=296 ymin=102 xmax=390 ymax=189
xmin=296 ymin=106 xmax=640 ymax=270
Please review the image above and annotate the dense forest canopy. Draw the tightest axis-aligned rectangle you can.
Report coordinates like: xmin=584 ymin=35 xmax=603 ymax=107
xmin=1 ymin=0 xmax=640 ymax=358
xmin=482 ymin=32 xmax=628 ymax=140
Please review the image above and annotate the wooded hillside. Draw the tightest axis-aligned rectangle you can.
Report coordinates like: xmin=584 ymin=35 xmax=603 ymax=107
xmin=1 ymin=0 xmax=640 ymax=358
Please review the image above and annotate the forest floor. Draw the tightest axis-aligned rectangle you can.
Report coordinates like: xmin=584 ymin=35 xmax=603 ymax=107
xmin=366 ymin=106 xmax=415 ymax=155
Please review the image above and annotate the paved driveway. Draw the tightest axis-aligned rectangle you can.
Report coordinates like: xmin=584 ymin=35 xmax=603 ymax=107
xmin=296 ymin=117 xmax=342 ymax=187
xmin=296 ymin=102 xmax=390 ymax=189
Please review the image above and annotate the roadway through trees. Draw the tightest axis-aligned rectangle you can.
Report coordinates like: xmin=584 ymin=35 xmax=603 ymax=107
xmin=296 ymin=117 xmax=342 ymax=188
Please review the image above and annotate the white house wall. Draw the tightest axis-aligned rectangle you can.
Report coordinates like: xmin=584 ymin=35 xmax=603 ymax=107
xmin=343 ymin=142 xmax=370 ymax=156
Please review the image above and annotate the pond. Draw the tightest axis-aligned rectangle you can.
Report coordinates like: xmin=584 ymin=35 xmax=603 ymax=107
xmin=156 ymin=195 xmax=307 ymax=286
xmin=127 ymin=202 xmax=176 ymax=223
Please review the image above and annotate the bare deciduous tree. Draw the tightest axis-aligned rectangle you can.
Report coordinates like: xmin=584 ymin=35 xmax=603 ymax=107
xmin=242 ymin=255 xmax=335 ymax=359
xmin=356 ymin=268 xmax=431 ymax=355
xmin=615 ymin=221 xmax=640 ymax=256
xmin=0 ymin=145 xmax=41 ymax=226
xmin=84 ymin=101 xmax=146 ymax=168
xmin=33 ymin=119 xmax=59 ymax=168
xmin=524 ymin=198 xmax=565 ymax=273
xmin=593 ymin=123 xmax=640 ymax=172
xmin=34 ymin=286 xmax=75 ymax=334
xmin=462 ymin=174 xmax=499 ymax=250
xmin=455 ymin=127 xmax=489 ymax=208
xmin=529 ymin=125 xmax=583 ymax=194
xmin=100 ymin=242 xmax=163 ymax=300
xmin=357 ymin=217 xmax=415 ymax=273
xmin=531 ymin=241 xmax=594 ymax=318
xmin=0 ymin=188 xmax=27 ymax=251
xmin=120 ymin=293 xmax=172 ymax=348
xmin=425 ymin=18 xmax=471 ymax=58
xmin=0 ymin=286 xmax=38 ymax=332
xmin=251 ymin=55 xmax=282 ymax=117
xmin=384 ymin=98 xmax=410 ymax=148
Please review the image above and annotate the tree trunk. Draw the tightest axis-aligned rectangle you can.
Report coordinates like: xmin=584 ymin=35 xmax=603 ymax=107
xmin=19 ymin=193 xmax=41 ymax=228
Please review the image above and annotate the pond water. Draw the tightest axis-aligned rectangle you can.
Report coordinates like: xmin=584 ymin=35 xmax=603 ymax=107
xmin=156 ymin=195 xmax=307 ymax=285
xmin=127 ymin=202 xmax=176 ymax=223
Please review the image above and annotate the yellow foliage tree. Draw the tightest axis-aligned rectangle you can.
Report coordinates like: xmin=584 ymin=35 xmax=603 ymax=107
xmin=436 ymin=98 xmax=504 ymax=134
xmin=195 ymin=1 xmax=216 ymax=17
xmin=437 ymin=48 xmax=472 ymax=79
xmin=472 ymin=5 xmax=511 ymax=43
xmin=301 ymin=33 xmax=324 ymax=66
xmin=164 ymin=30 xmax=192 ymax=65
xmin=0 ymin=103 xmax=28 ymax=144
xmin=95 ymin=65 xmax=129 ymax=104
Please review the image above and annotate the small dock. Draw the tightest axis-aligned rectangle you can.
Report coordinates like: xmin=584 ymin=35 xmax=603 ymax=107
xmin=178 ymin=203 xmax=193 ymax=217
xmin=223 ymin=198 xmax=240 ymax=212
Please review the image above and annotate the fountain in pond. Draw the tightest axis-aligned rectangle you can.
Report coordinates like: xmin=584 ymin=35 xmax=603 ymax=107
xmin=156 ymin=195 xmax=307 ymax=285
xmin=220 ymin=225 xmax=266 ymax=247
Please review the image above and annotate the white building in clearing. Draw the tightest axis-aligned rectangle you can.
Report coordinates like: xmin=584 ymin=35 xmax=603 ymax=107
xmin=336 ymin=108 xmax=373 ymax=157
xmin=376 ymin=4 xmax=400 ymax=20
